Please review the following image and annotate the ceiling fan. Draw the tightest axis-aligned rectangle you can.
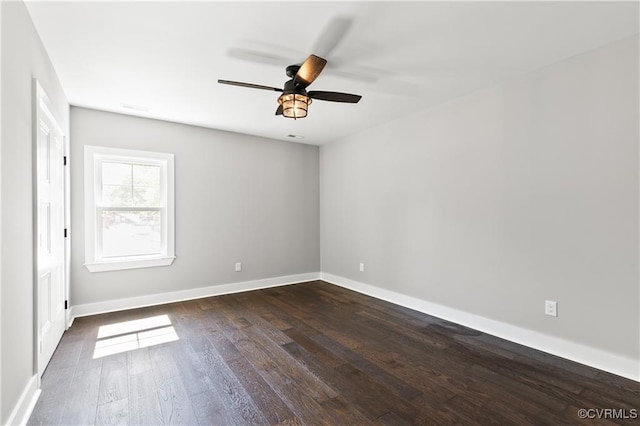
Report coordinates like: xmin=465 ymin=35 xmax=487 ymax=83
xmin=218 ymin=54 xmax=362 ymax=119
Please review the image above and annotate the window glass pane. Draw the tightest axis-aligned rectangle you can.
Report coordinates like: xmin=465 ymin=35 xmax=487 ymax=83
xmin=102 ymin=162 xmax=133 ymax=206
xmin=133 ymin=164 xmax=160 ymax=207
xmin=133 ymin=165 xmax=160 ymax=186
xmin=102 ymin=184 xmax=133 ymax=207
xmin=133 ymin=165 xmax=160 ymax=207
xmin=133 ymin=186 xmax=160 ymax=207
xmin=102 ymin=162 xmax=132 ymax=185
xmin=101 ymin=210 xmax=161 ymax=258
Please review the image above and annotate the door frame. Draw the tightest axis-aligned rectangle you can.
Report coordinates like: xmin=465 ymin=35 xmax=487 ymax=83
xmin=32 ymin=79 xmax=70 ymax=381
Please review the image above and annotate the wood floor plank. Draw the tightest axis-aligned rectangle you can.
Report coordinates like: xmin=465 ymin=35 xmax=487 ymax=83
xmin=149 ymin=345 xmax=181 ymax=382
xmin=222 ymin=326 xmax=339 ymax=424
xmin=281 ymin=340 xmax=380 ymax=422
xmin=259 ymin=311 xmax=293 ymax=331
xmin=320 ymin=395 xmax=374 ymax=425
xmin=247 ymin=366 xmax=337 ymax=425
xmin=29 ymin=281 xmax=640 ymax=425
xmin=243 ymin=311 xmax=295 ymax=346
xmin=595 ymin=371 xmax=640 ymax=392
xmin=195 ymin=329 xmax=269 ymax=425
xmin=98 ymin=353 xmax=128 ymax=404
xmin=44 ymin=334 xmax=84 ymax=371
xmin=166 ymin=341 xmax=214 ymax=397
xmin=238 ymin=322 xmax=339 ymax=403
xmin=283 ymin=327 xmax=346 ymax=369
xmin=155 ymin=376 xmax=199 ymax=425
xmin=334 ymin=362 xmax=431 ymax=423
xmin=200 ymin=319 xmax=244 ymax=361
xmin=373 ymin=410 xmax=411 ymax=426
xmin=148 ymin=344 xmax=200 ymax=424
xmin=444 ymin=395 xmax=514 ymax=425
xmin=355 ymin=307 xmax=452 ymax=350
xmin=410 ymin=393 xmax=472 ymax=424
xmin=127 ymin=347 xmax=152 ymax=376
xmin=203 ymin=326 xmax=297 ymax=424
xmin=95 ymin=397 xmax=129 ymax=426
xmin=128 ymin=370 xmax=163 ymax=426
xmin=465 ymin=363 xmax=568 ymax=412
xmin=259 ymin=291 xmax=313 ymax=321
xmin=190 ymin=390 xmax=236 ymax=426
xmin=482 ymin=398 xmax=543 ymax=425
xmin=58 ymin=365 xmax=102 ymax=425
xmin=225 ymin=354 xmax=300 ymax=424
xmin=75 ymin=323 xmax=104 ymax=372
xmin=288 ymin=316 xmax=428 ymax=401
xmin=196 ymin=297 xmax=214 ymax=310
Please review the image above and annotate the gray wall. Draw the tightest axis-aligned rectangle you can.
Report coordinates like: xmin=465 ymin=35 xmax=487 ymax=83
xmin=320 ymin=36 xmax=639 ymax=361
xmin=70 ymin=107 xmax=319 ymax=306
xmin=1 ymin=2 xmax=69 ymax=422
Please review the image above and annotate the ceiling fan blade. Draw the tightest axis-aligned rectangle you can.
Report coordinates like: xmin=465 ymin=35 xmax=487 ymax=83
xmin=312 ymin=16 xmax=354 ymax=58
xmin=227 ymin=48 xmax=290 ymax=67
xmin=275 ymin=105 xmax=283 ymax=116
xmin=294 ymin=55 xmax=327 ymax=88
xmin=308 ymin=91 xmax=362 ymax=103
xmin=218 ymin=80 xmax=282 ymax=92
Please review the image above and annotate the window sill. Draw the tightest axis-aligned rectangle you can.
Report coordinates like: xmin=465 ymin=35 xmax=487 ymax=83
xmin=85 ymin=256 xmax=175 ymax=272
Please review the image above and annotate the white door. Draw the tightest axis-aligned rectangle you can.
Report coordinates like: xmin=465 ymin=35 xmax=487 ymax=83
xmin=35 ymin=81 xmax=66 ymax=376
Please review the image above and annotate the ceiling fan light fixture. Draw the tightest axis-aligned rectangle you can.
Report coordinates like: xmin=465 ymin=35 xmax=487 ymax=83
xmin=277 ymin=93 xmax=312 ymax=119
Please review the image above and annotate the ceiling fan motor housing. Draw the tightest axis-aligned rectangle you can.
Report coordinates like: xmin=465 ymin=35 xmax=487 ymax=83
xmin=283 ymin=79 xmax=307 ymax=96
xmin=286 ymin=64 xmax=301 ymax=78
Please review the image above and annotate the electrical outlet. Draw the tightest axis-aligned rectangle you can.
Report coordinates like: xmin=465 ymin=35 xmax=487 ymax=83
xmin=545 ymin=300 xmax=558 ymax=317
xmin=359 ymin=263 xmax=365 ymax=272
xmin=235 ymin=262 xmax=242 ymax=272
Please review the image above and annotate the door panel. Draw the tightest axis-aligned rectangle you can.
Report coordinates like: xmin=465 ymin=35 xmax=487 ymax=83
xmin=36 ymin=83 xmax=66 ymax=376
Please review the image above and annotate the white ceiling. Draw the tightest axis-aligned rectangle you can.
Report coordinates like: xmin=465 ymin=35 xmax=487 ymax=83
xmin=25 ymin=1 xmax=639 ymax=145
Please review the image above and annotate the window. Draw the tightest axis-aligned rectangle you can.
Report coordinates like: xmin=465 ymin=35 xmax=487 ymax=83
xmin=84 ymin=146 xmax=175 ymax=272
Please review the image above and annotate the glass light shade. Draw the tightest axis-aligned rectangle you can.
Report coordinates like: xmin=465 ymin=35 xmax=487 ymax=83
xmin=278 ymin=93 xmax=312 ymax=119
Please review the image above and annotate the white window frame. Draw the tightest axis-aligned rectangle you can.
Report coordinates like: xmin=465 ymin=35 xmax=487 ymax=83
xmin=84 ymin=146 xmax=175 ymax=272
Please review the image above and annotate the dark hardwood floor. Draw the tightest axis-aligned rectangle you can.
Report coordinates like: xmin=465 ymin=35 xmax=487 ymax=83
xmin=29 ymin=281 xmax=639 ymax=425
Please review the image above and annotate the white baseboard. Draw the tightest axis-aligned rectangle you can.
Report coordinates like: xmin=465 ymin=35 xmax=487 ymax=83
xmin=70 ymin=272 xmax=320 ymax=320
xmin=5 ymin=374 xmax=40 ymax=426
xmin=321 ymin=273 xmax=639 ymax=382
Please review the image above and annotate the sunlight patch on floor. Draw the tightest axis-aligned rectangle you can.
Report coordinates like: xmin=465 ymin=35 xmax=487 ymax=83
xmin=93 ymin=314 xmax=179 ymax=358
xmin=97 ymin=314 xmax=172 ymax=338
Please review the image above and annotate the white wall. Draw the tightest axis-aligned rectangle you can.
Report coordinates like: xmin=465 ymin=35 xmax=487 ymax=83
xmin=70 ymin=107 xmax=319 ymax=307
xmin=1 ymin=1 xmax=69 ymax=423
xmin=320 ymin=36 xmax=639 ymax=376
xmin=0 ymin=1 xmax=3 ymax=418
